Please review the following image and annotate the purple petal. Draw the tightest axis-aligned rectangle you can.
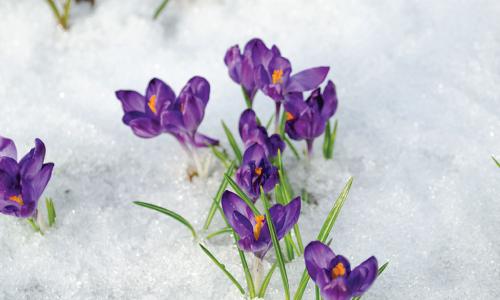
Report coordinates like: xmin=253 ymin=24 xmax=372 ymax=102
xmin=269 ymin=197 xmax=301 ymax=240
xmin=305 ymin=241 xmax=336 ymax=284
xmin=221 ymin=190 xmax=255 ymax=232
xmin=145 ymin=78 xmax=176 ymax=114
xmin=126 ymin=117 xmax=163 ymax=138
xmin=348 ymin=256 xmax=378 ymax=296
xmin=287 ymin=66 xmax=329 ymax=93
xmin=320 ymin=80 xmax=338 ymax=119
xmin=268 ymin=56 xmax=292 ymax=81
xmin=232 ymin=211 xmax=254 ymax=239
xmin=320 ymin=279 xmax=352 ymax=300
xmin=224 ymin=45 xmax=243 ymax=84
xmin=28 ymin=163 xmax=54 ymax=202
xmin=0 ymin=136 xmax=17 ymax=160
xmin=181 ymin=76 xmax=210 ymax=105
xmin=179 ymin=94 xmax=205 ymax=133
xmin=160 ymin=110 xmax=184 ymax=134
xmin=19 ymin=139 xmax=46 ymax=179
xmin=191 ymin=132 xmax=219 ymax=148
xmin=239 ymin=109 xmax=258 ymax=141
xmin=255 ymin=64 xmax=271 ymax=88
xmin=241 ymin=144 xmax=266 ymax=165
xmin=0 ymin=157 xmax=19 ymax=199
xmin=267 ymin=134 xmax=285 ymax=157
xmin=115 ymin=90 xmax=146 ymax=113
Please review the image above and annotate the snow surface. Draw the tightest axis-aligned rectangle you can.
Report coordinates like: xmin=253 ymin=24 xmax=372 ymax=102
xmin=1 ymin=0 xmax=500 ymax=299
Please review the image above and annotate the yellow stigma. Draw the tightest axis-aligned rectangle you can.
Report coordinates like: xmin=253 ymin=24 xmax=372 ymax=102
xmin=272 ymin=69 xmax=284 ymax=84
xmin=253 ymin=215 xmax=265 ymax=240
xmin=286 ymin=112 xmax=294 ymax=121
xmin=331 ymin=262 xmax=346 ymax=279
xmin=8 ymin=195 xmax=24 ymax=206
xmin=255 ymin=167 xmax=263 ymax=176
xmin=148 ymin=95 xmax=157 ymax=114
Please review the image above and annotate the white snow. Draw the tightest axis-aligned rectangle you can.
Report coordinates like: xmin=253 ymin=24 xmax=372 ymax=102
xmin=1 ymin=0 xmax=500 ymax=299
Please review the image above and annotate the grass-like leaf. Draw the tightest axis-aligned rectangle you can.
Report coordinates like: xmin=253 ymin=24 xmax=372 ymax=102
xmin=325 ymin=120 xmax=338 ymax=159
xmin=153 ymin=0 xmax=170 ymax=19
xmin=199 ymin=244 xmax=245 ymax=295
xmin=294 ymin=177 xmax=354 ymax=300
xmin=284 ymin=136 xmax=300 ymax=160
xmin=203 ymin=162 xmax=235 ymax=230
xmin=27 ymin=218 xmax=44 ymax=236
xmin=323 ymin=121 xmax=331 ymax=159
xmin=222 ymin=120 xmax=243 ymax=163
xmin=493 ymin=156 xmax=500 ymax=167
xmin=206 ymin=227 xmax=232 ymax=240
xmin=261 ymin=187 xmax=290 ymax=300
xmin=241 ymin=87 xmax=253 ymax=109
xmin=266 ymin=114 xmax=275 ymax=131
xmin=45 ymin=198 xmax=56 ymax=227
xmin=315 ymin=285 xmax=321 ymax=300
xmin=134 ymin=201 xmax=197 ymax=238
xmin=224 ymin=174 xmax=260 ymax=215
xmin=352 ymin=261 xmax=389 ymax=300
xmin=258 ymin=262 xmax=278 ymax=297
xmin=209 ymin=145 xmax=231 ymax=168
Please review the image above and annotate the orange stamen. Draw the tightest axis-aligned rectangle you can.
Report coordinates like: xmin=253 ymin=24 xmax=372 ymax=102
xmin=253 ymin=215 xmax=265 ymax=240
xmin=8 ymin=195 xmax=24 ymax=206
xmin=255 ymin=167 xmax=263 ymax=176
xmin=148 ymin=95 xmax=157 ymax=114
xmin=286 ymin=112 xmax=294 ymax=121
xmin=331 ymin=262 xmax=346 ymax=279
xmin=272 ymin=69 xmax=284 ymax=84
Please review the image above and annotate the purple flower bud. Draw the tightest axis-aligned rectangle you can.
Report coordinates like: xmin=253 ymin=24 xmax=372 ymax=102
xmin=221 ymin=190 xmax=301 ymax=258
xmin=304 ymin=241 xmax=378 ymax=300
xmin=235 ymin=144 xmax=279 ymax=201
xmin=0 ymin=136 xmax=54 ymax=218
xmin=238 ymin=109 xmax=285 ymax=158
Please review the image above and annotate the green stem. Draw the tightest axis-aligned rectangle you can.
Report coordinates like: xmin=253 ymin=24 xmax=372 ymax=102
xmin=153 ymin=0 xmax=170 ymax=19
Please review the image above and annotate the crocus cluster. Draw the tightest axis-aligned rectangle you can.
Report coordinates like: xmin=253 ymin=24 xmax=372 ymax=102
xmin=225 ymin=38 xmax=330 ymax=132
xmin=115 ymin=77 xmax=218 ymax=175
xmin=221 ymin=190 xmax=300 ymax=258
xmin=305 ymin=241 xmax=378 ymax=300
xmin=0 ymin=136 xmax=54 ymax=218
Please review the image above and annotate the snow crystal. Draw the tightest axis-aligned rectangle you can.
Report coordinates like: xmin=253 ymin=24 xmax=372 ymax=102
xmin=1 ymin=0 xmax=500 ymax=299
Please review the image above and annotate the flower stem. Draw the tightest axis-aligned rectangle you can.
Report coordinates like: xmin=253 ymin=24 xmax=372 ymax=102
xmin=306 ymin=139 xmax=314 ymax=158
xmin=252 ymin=256 xmax=264 ymax=289
xmin=275 ymin=102 xmax=282 ymax=134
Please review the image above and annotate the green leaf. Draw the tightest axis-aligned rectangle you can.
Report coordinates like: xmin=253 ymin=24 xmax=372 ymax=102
xmin=326 ymin=120 xmax=338 ymax=159
xmin=153 ymin=0 xmax=170 ymax=19
xmin=199 ymin=244 xmax=245 ymax=295
xmin=61 ymin=0 xmax=71 ymax=29
xmin=134 ymin=201 xmax=197 ymax=238
xmin=261 ymin=187 xmax=290 ymax=300
xmin=352 ymin=261 xmax=389 ymax=300
xmin=27 ymin=218 xmax=44 ymax=236
xmin=206 ymin=227 xmax=232 ymax=240
xmin=209 ymin=145 xmax=231 ymax=168
xmin=203 ymin=162 xmax=235 ymax=230
xmin=258 ymin=262 xmax=278 ymax=297
xmin=222 ymin=120 xmax=243 ymax=163
xmin=45 ymin=198 xmax=56 ymax=227
xmin=315 ymin=285 xmax=321 ymax=300
xmin=284 ymin=136 xmax=300 ymax=160
xmin=224 ymin=174 xmax=260 ymax=215
xmin=493 ymin=156 xmax=500 ymax=167
xmin=294 ymin=178 xmax=354 ymax=300
xmin=323 ymin=121 xmax=331 ymax=159
xmin=266 ymin=114 xmax=275 ymax=131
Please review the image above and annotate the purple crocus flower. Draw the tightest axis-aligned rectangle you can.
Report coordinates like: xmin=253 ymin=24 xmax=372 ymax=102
xmin=160 ymin=76 xmax=219 ymax=148
xmin=284 ymin=80 xmax=338 ymax=155
xmin=0 ymin=136 xmax=54 ymax=218
xmin=116 ymin=77 xmax=218 ymax=148
xmin=221 ymin=190 xmax=300 ymax=258
xmin=224 ymin=38 xmax=279 ymax=106
xmin=115 ymin=78 xmax=175 ymax=138
xmin=254 ymin=51 xmax=329 ymax=131
xmin=239 ymin=108 xmax=285 ymax=158
xmin=305 ymin=241 xmax=378 ymax=300
xmin=235 ymin=144 xmax=279 ymax=201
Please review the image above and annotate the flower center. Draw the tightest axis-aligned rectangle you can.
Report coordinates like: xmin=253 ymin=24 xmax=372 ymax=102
xmin=8 ymin=195 xmax=24 ymax=206
xmin=255 ymin=167 xmax=263 ymax=176
xmin=253 ymin=215 xmax=265 ymax=240
xmin=148 ymin=95 xmax=157 ymax=114
xmin=331 ymin=262 xmax=346 ymax=279
xmin=285 ymin=112 xmax=295 ymax=121
xmin=272 ymin=69 xmax=284 ymax=84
